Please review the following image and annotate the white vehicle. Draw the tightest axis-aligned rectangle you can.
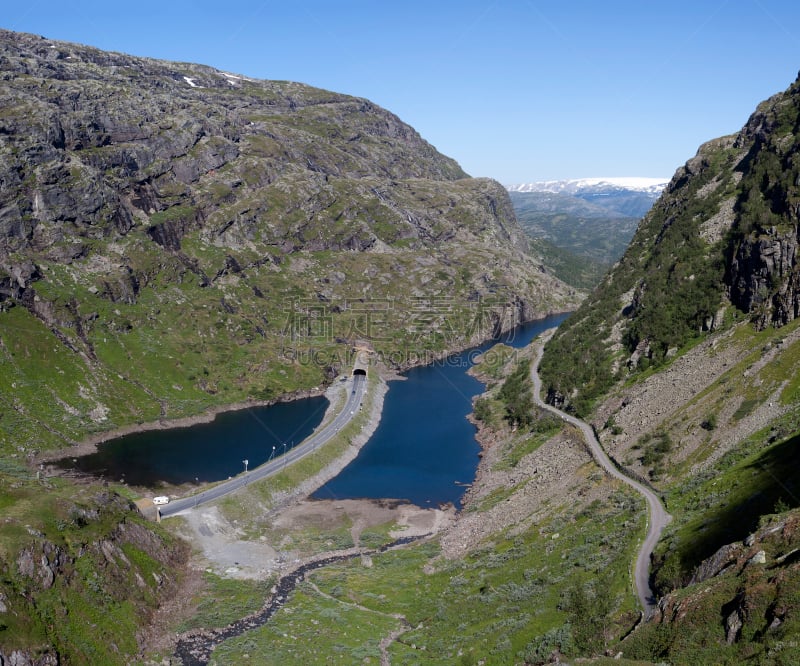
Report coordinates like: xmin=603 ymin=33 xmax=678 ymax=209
xmin=152 ymin=496 xmax=170 ymax=505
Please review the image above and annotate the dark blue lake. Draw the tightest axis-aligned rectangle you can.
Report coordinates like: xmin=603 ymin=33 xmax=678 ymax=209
xmin=57 ymin=313 xmax=568 ymax=499
xmin=57 ymin=396 xmax=329 ymax=487
xmin=313 ymin=313 xmax=569 ymax=507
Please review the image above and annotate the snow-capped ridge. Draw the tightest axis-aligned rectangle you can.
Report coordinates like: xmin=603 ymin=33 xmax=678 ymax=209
xmin=508 ymin=177 xmax=669 ymax=196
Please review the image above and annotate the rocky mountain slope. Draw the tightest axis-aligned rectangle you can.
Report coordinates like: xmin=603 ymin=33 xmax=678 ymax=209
xmin=540 ymin=72 xmax=800 ymax=415
xmin=0 ymin=29 xmax=578 ymax=459
xmin=535 ymin=72 xmax=800 ymax=662
xmin=0 ymin=29 xmax=581 ymax=664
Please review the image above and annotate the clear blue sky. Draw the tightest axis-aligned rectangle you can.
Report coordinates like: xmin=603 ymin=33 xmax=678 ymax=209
xmin=5 ymin=1 xmax=800 ymax=184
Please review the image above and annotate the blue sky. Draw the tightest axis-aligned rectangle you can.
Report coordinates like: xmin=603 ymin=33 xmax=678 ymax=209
xmin=5 ymin=1 xmax=800 ymax=184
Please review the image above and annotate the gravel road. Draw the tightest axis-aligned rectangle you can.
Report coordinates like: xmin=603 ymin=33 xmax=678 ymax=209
xmin=531 ymin=337 xmax=671 ymax=617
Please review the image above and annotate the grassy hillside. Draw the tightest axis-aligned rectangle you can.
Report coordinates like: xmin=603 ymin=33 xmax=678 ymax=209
xmin=0 ymin=462 xmax=188 ymax=663
xmin=156 ymin=344 xmax=646 ymax=665
xmin=531 ymin=73 xmax=800 ymax=663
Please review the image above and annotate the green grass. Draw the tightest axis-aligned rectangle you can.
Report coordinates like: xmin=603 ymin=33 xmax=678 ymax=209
xmin=654 ymin=412 xmax=800 ymax=592
xmin=203 ymin=476 xmax=644 ymax=665
xmin=756 ymin=331 xmax=800 ymax=404
xmin=210 ymin=583 xmax=399 ymax=665
xmin=178 ymin=573 xmax=276 ymax=633
xmin=470 ymin=482 xmax=523 ymax=512
xmin=471 ymin=343 xmax=516 ymax=381
xmin=493 ymin=430 xmax=554 ymax=471
xmin=0 ymin=472 xmax=188 ymax=663
xmin=358 ymin=520 xmax=399 ymax=549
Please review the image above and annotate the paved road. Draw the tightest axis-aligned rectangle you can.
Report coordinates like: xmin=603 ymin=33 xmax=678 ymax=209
xmin=531 ymin=340 xmax=670 ymax=617
xmin=160 ymin=374 xmax=367 ymax=518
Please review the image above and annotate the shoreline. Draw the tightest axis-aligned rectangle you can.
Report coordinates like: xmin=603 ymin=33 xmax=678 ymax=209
xmin=386 ymin=308 xmax=572 ymax=373
xmin=33 ymin=386 xmax=328 ymax=466
xmin=34 ymin=308 xmax=570 ymax=470
xmin=266 ymin=371 xmax=390 ymax=510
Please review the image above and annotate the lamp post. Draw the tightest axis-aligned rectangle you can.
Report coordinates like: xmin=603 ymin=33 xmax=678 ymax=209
xmin=243 ymin=459 xmax=248 ymax=473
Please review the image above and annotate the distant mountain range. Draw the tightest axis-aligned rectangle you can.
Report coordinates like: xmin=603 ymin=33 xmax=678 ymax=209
xmin=508 ymin=177 xmax=669 ymax=219
xmin=509 ymin=176 xmax=668 ymax=194
xmin=507 ymin=178 xmax=669 ymax=290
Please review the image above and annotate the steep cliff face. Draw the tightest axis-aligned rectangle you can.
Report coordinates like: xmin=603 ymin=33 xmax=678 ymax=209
xmin=729 ymin=230 xmax=800 ymax=325
xmin=0 ymin=30 xmax=578 ymax=455
xmin=727 ymin=80 xmax=800 ymax=328
xmin=539 ymin=72 xmax=800 ymax=416
xmin=530 ymin=72 xmax=800 ymax=662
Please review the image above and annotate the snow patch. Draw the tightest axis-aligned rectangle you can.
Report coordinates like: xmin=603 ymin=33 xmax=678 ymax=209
xmin=183 ymin=76 xmax=201 ymax=88
xmin=221 ymin=72 xmax=253 ymax=84
xmin=508 ymin=177 xmax=669 ymax=195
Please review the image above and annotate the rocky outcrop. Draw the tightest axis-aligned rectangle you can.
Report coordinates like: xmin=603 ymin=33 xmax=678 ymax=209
xmin=16 ymin=540 xmax=67 ymax=591
xmin=646 ymin=514 xmax=799 ymax=647
xmin=1 ymin=488 xmax=189 ymax=663
xmin=687 ymin=542 xmax=742 ymax=585
xmin=0 ymin=651 xmax=58 ymax=666
xmin=0 ymin=260 xmax=40 ymax=305
xmin=729 ymin=228 xmax=800 ymax=327
xmin=724 ymin=75 xmax=800 ymax=328
xmin=0 ymin=29 xmax=469 ymax=259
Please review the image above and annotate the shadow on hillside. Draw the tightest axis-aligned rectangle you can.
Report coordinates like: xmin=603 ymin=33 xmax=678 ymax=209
xmin=681 ymin=431 xmax=800 ymax=573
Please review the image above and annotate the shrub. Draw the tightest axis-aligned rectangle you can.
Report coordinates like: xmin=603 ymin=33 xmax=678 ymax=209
xmin=521 ymin=624 xmax=574 ymax=665
xmin=473 ymin=397 xmax=491 ymax=423
xmin=701 ymin=413 xmax=717 ymax=431
xmin=498 ymin=359 xmax=535 ymax=428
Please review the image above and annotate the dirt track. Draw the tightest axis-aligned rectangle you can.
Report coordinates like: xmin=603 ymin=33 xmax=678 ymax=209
xmin=531 ymin=334 xmax=671 ymax=616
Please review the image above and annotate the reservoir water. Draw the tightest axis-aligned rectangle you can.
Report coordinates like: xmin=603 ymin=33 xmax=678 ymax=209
xmin=58 ymin=313 xmax=568 ymax=501
xmin=313 ymin=313 xmax=569 ymax=507
xmin=59 ymin=396 xmax=329 ymax=487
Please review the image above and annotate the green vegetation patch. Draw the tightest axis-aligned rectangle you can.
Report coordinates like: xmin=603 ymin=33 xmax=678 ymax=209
xmin=626 ymin=512 xmax=800 ymax=665
xmin=493 ymin=429 xmax=559 ymax=472
xmin=0 ymin=473 xmax=188 ymax=664
xmin=539 ymin=137 xmax=744 ymax=416
xmin=206 ymin=485 xmax=644 ymax=665
xmin=654 ymin=411 xmax=800 ymax=592
xmin=529 ymin=237 xmax=610 ymax=291
xmin=210 ymin=583 xmax=398 ymax=665
xmin=178 ymin=573 xmax=276 ymax=633
xmin=497 ymin=358 xmax=535 ymax=428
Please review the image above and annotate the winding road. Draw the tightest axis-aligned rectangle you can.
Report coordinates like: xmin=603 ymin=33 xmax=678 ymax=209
xmin=531 ymin=340 xmax=670 ymax=617
xmin=160 ymin=374 xmax=367 ymax=518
